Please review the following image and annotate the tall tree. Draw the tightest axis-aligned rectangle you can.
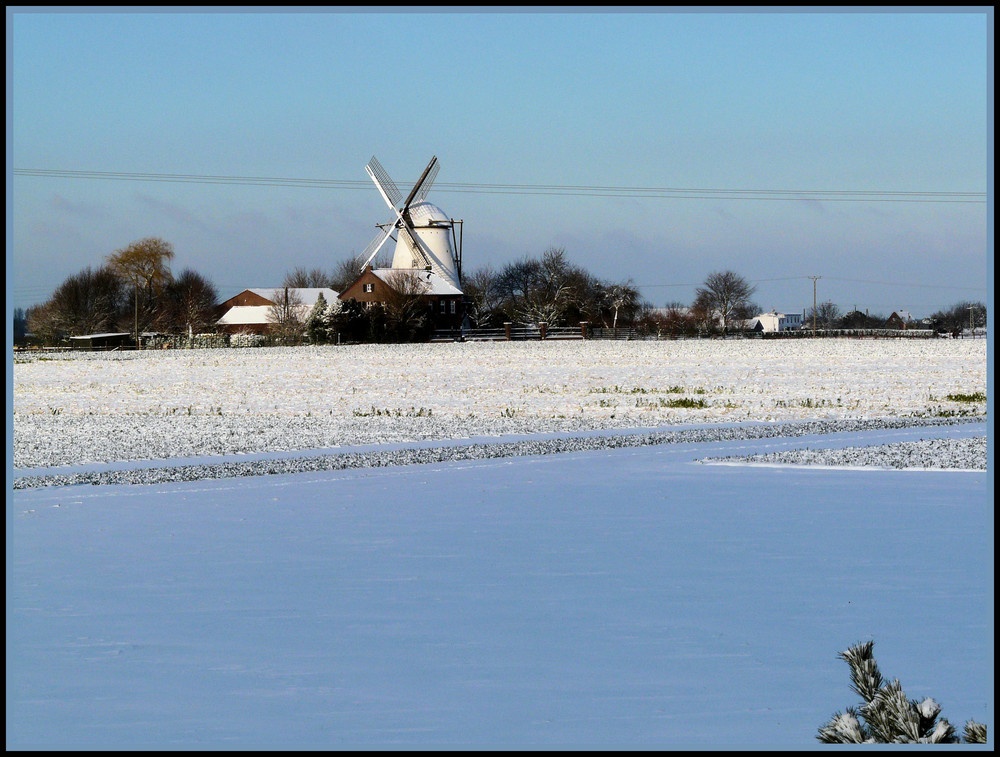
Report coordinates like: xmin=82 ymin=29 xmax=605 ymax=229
xmin=603 ymin=280 xmax=641 ymax=329
xmin=693 ymin=270 xmax=757 ymax=335
xmin=106 ymin=237 xmax=175 ymax=344
xmin=27 ymin=266 xmax=128 ymax=343
xmin=283 ymin=267 xmax=334 ymax=289
xmin=462 ymin=264 xmax=504 ymax=328
xmin=304 ymin=292 xmax=329 ymax=344
xmin=13 ymin=307 xmax=27 ymax=342
xmin=160 ymin=269 xmax=219 ymax=336
xmin=266 ymin=287 xmax=306 ymax=344
xmin=806 ymin=300 xmax=842 ymax=330
xmin=496 ymin=247 xmax=579 ymax=325
xmin=928 ymin=300 xmax=987 ymax=334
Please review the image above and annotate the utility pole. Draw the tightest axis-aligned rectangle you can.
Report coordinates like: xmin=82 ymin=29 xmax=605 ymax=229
xmin=808 ymin=276 xmax=821 ymax=336
xmin=967 ymin=305 xmax=976 ymax=338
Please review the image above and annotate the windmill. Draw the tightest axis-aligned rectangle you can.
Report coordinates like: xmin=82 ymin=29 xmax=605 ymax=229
xmin=358 ymin=155 xmax=463 ymax=290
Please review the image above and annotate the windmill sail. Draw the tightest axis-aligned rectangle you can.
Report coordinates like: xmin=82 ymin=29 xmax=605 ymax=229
xmin=365 ymin=156 xmax=402 ymax=207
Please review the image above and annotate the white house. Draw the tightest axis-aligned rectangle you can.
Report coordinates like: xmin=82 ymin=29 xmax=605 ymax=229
xmin=750 ymin=310 xmax=802 ymax=332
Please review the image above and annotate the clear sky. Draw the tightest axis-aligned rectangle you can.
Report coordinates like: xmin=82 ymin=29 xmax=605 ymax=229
xmin=8 ymin=8 xmax=992 ymax=317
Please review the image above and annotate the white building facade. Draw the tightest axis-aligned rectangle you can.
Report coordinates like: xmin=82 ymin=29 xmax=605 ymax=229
xmin=751 ymin=311 xmax=802 ymax=332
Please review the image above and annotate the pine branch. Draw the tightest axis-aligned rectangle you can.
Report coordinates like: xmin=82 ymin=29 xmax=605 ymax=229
xmin=817 ymin=708 xmax=869 ymax=743
xmin=839 ymin=640 xmax=884 ymax=704
xmin=818 ymin=641 xmax=977 ymax=744
xmin=963 ymin=720 xmax=988 ymax=744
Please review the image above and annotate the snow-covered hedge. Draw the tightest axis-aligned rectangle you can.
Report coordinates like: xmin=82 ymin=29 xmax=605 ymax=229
xmin=228 ymin=332 xmax=271 ymax=348
xmin=145 ymin=333 xmax=229 ymax=350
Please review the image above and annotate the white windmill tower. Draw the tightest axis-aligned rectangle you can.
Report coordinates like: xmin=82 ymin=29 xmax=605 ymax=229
xmin=358 ymin=155 xmax=463 ymax=290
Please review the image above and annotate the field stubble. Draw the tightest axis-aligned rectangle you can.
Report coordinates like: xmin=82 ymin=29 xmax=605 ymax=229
xmin=12 ymin=339 xmax=987 ymax=468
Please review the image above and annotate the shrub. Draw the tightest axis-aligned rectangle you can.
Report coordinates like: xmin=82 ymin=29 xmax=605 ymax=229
xmin=817 ymin=640 xmax=988 ymax=744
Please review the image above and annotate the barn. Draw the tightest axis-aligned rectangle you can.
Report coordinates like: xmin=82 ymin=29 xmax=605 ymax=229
xmin=216 ymin=288 xmax=338 ymax=334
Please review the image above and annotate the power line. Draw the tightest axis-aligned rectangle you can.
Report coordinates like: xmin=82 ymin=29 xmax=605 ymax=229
xmin=821 ymin=275 xmax=988 ymax=291
xmin=12 ymin=168 xmax=987 ymax=203
xmin=633 ymin=275 xmax=987 ymax=293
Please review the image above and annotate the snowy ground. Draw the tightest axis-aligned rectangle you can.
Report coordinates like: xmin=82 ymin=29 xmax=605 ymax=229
xmin=12 ymin=340 xmax=987 ymax=468
xmin=8 ymin=423 xmax=991 ymax=747
xmin=8 ymin=341 xmax=991 ymax=747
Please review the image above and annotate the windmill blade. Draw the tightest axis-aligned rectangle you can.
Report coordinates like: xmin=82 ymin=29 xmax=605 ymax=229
xmin=398 ymin=223 xmax=433 ymax=269
xmin=412 ymin=159 xmax=439 ymax=204
xmin=358 ymin=225 xmax=396 ymax=270
xmin=400 ymin=156 xmax=438 ymax=212
xmin=365 ymin=155 xmax=403 ymax=208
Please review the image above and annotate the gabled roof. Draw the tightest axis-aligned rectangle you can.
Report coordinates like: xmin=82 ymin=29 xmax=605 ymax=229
xmin=216 ymin=306 xmax=275 ymax=326
xmin=372 ymin=268 xmax=463 ymax=297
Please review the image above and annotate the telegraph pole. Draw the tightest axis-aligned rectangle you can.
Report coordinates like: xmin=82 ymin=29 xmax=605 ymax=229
xmin=967 ymin=304 xmax=976 ymax=338
xmin=808 ymin=276 xmax=821 ymax=336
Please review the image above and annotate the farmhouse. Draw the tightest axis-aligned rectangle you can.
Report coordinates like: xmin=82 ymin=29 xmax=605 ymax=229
xmin=338 ymin=266 xmax=465 ymax=330
xmin=216 ymin=288 xmax=338 ymax=334
xmin=885 ymin=311 xmax=913 ymax=330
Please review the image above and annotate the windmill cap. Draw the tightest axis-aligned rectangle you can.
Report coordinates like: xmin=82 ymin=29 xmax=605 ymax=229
xmin=407 ymin=201 xmax=450 ymax=225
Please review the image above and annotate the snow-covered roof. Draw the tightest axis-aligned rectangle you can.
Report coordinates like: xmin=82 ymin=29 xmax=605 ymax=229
xmin=248 ymin=288 xmax=338 ymax=308
xmin=69 ymin=332 xmax=131 ymax=340
xmin=216 ymin=306 xmax=275 ymax=326
xmin=371 ymin=268 xmax=463 ymax=297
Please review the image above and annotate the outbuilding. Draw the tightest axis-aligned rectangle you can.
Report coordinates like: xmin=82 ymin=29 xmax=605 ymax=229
xmin=216 ymin=288 xmax=338 ymax=334
xmin=69 ymin=332 xmax=133 ymax=350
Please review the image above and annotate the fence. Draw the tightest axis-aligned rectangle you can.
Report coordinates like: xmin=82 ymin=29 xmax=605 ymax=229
xmin=754 ymin=328 xmax=937 ymax=339
xmin=588 ymin=327 xmax=639 ymax=340
xmin=431 ymin=323 xmax=587 ymax=342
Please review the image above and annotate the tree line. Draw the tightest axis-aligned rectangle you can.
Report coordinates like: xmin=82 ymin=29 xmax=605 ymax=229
xmin=808 ymin=299 xmax=987 ymax=334
xmin=22 ymin=237 xmax=218 ymax=345
xmin=14 ymin=236 xmax=988 ymax=346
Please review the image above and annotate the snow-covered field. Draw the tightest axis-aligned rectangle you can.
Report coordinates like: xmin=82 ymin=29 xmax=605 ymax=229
xmin=12 ymin=340 xmax=987 ymax=468
xmin=8 ymin=340 xmax=991 ymax=747
xmin=8 ymin=425 xmax=991 ymax=747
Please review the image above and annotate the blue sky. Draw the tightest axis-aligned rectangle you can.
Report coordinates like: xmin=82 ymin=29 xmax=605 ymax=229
xmin=8 ymin=8 xmax=992 ymax=316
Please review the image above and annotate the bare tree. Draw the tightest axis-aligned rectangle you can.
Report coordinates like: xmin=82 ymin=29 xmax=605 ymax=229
xmin=603 ymin=280 xmax=642 ymax=329
xmin=693 ymin=270 xmax=757 ymax=335
xmin=652 ymin=303 xmax=699 ymax=338
xmin=282 ymin=267 xmax=333 ymax=289
xmin=106 ymin=237 xmax=175 ymax=343
xmin=267 ymin=287 xmax=306 ymax=343
xmin=806 ymin=300 xmax=842 ymax=330
xmin=462 ymin=264 xmax=504 ymax=327
xmin=497 ymin=247 xmax=577 ymax=325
